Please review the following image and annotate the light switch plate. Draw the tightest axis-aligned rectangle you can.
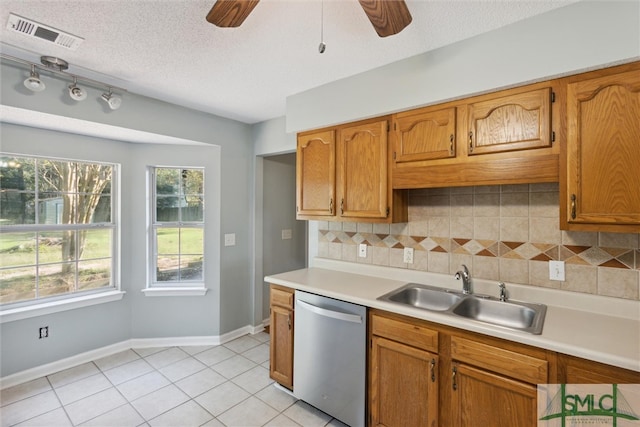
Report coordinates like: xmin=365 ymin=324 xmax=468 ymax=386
xmin=281 ymin=229 xmax=292 ymax=240
xmin=358 ymin=243 xmax=367 ymax=258
xmin=224 ymin=233 xmax=236 ymax=246
xmin=549 ymin=260 xmax=565 ymax=281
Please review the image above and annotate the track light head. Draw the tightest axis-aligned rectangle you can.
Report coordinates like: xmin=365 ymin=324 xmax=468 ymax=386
xmin=101 ymin=89 xmax=122 ymax=110
xmin=24 ymin=65 xmax=45 ymax=92
xmin=68 ymin=77 xmax=87 ymax=101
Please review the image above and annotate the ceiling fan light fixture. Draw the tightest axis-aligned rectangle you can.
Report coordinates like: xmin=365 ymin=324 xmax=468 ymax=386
xmin=101 ymin=89 xmax=122 ymax=110
xmin=24 ymin=65 xmax=46 ymax=92
xmin=68 ymin=77 xmax=87 ymax=101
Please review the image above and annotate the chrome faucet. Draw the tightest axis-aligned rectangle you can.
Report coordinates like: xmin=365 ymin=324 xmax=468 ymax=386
xmin=498 ymin=282 xmax=508 ymax=301
xmin=455 ymin=264 xmax=472 ymax=294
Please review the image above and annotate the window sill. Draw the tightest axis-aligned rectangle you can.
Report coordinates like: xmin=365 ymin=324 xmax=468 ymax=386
xmin=142 ymin=287 xmax=208 ymax=297
xmin=0 ymin=290 xmax=126 ymax=324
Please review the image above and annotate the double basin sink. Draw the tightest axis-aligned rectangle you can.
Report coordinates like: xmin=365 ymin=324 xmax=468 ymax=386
xmin=378 ymin=283 xmax=547 ymax=334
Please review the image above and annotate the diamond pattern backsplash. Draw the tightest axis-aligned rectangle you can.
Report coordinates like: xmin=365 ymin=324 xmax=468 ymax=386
xmin=316 ymin=184 xmax=640 ymax=300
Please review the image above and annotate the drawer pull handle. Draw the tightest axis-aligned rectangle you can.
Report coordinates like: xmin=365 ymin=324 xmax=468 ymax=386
xmin=449 ymin=134 xmax=454 ymax=156
xmin=430 ymin=359 xmax=436 ymax=382
xmin=287 ymin=313 xmax=291 ymax=330
xmin=340 ymin=198 xmax=344 ymax=215
xmin=329 ymin=198 xmax=333 ymax=214
xmin=468 ymin=132 xmax=474 ymax=152
xmin=570 ymin=194 xmax=577 ymax=219
xmin=452 ymin=366 xmax=458 ymax=390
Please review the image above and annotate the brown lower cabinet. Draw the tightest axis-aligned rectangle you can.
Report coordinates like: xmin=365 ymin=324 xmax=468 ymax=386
xmin=267 ymin=287 xmax=640 ymax=426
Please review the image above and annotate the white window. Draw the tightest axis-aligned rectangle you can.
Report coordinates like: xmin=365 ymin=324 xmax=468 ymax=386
xmin=150 ymin=167 xmax=204 ymax=287
xmin=0 ymin=154 xmax=118 ymax=307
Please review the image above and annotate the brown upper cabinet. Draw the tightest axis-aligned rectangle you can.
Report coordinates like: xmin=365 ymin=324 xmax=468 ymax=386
xmin=296 ymin=117 xmax=408 ymax=223
xmin=391 ymin=83 xmax=560 ymax=189
xmin=561 ymin=62 xmax=640 ymax=233
xmin=467 ymin=87 xmax=552 ymax=155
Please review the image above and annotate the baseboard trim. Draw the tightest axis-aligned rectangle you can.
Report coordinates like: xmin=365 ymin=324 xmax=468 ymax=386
xmin=1 ymin=323 xmax=266 ymax=390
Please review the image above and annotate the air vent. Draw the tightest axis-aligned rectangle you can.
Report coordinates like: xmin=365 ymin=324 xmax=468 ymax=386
xmin=6 ymin=13 xmax=83 ymax=51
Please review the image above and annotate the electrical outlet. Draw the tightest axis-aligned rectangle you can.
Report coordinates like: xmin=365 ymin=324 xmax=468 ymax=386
xmin=39 ymin=326 xmax=49 ymax=339
xmin=358 ymin=243 xmax=367 ymax=258
xmin=224 ymin=233 xmax=236 ymax=246
xmin=549 ymin=260 xmax=565 ymax=281
xmin=403 ymin=247 xmax=414 ymax=264
xmin=281 ymin=229 xmax=292 ymax=240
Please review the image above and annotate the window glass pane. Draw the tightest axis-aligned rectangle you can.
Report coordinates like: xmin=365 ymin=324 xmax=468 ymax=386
xmin=38 ymin=262 xmax=76 ymax=297
xmin=38 ymin=160 xmax=74 ymax=193
xmin=0 ymin=266 xmax=36 ymax=304
xmin=183 ymin=169 xmax=203 ymax=195
xmin=156 ymin=169 xmax=180 ymax=196
xmin=1 ymin=156 xmax=36 ymax=225
xmin=156 ymin=255 xmax=180 ymax=282
xmin=38 ymin=193 xmax=74 ymax=224
xmin=180 ymin=228 xmax=203 ymax=255
xmin=182 ymin=198 xmax=203 ymax=222
xmin=156 ymin=227 xmax=179 ymax=255
xmin=0 ymin=232 xmax=36 ymax=268
xmin=156 ymin=196 xmax=180 ymax=222
xmin=39 ymin=231 xmax=76 ymax=264
xmin=181 ymin=255 xmax=203 ymax=281
xmin=80 ymin=229 xmax=112 ymax=260
xmin=78 ymin=194 xmax=111 ymax=224
xmin=78 ymin=259 xmax=111 ymax=290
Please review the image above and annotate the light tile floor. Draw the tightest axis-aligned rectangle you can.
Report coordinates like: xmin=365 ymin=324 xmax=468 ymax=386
xmin=1 ymin=333 xmax=348 ymax=427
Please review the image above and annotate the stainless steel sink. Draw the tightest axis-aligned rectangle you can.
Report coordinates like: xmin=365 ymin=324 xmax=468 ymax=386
xmin=380 ymin=283 xmax=464 ymax=311
xmin=451 ymin=295 xmax=546 ymax=334
xmin=378 ymin=283 xmax=547 ymax=334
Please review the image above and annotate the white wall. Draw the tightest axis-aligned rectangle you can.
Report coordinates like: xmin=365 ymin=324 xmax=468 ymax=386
xmin=286 ymin=0 xmax=640 ymax=132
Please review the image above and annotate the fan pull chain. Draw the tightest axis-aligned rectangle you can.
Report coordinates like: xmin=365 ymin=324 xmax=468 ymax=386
xmin=319 ymin=0 xmax=326 ymax=53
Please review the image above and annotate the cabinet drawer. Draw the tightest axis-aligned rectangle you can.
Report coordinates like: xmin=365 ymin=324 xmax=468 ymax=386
xmin=371 ymin=313 xmax=438 ymax=352
xmin=270 ymin=286 xmax=294 ymax=309
xmin=451 ymin=335 xmax=547 ymax=384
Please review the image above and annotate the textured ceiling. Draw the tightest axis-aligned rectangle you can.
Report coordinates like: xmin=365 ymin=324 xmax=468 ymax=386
xmin=1 ymin=0 xmax=578 ymax=124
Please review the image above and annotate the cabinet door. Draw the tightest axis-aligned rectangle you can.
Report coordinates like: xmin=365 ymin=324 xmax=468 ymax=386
xmin=565 ymin=69 xmax=640 ymax=227
xmin=269 ymin=304 xmax=293 ymax=389
xmin=561 ymin=354 xmax=640 ymax=384
xmin=394 ymin=106 xmax=456 ymax=162
xmin=296 ymin=130 xmax=336 ymax=218
xmin=451 ymin=363 xmax=537 ymax=427
xmin=337 ymin=120 xmax=389 ymax=219
xmin=370 ymin=335 xmax=438 ymax=427
xmin=468 ymin=88 xmax=552 ymax=155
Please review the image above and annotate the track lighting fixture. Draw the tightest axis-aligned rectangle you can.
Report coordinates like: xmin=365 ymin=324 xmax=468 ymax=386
xmin=23 ymin=64 xmax=45 ymax=92
xmin=2 ymin=53 xmax=125 ymax=110
xmin=68 ymin=76 xmax=87 ymax=101
xmin=101 ymin=88 xmax=122 ymax=110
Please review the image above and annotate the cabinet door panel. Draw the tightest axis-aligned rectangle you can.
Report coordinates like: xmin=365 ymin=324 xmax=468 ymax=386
xmin=296 ymin=130 xmax=336 ymax=217
xmin=270 ymin=305 xmax=293 ymax=389
xmin=566 ymin=69 xmax=640 ymax=226
xmin=452 ymin=363 xmax=537 ymax=427
xmin=394 ymin=107 xmax=456 ymax=162
xmin=370 ymin=336 xmax=438 ymax=427
xmin=468 ymin=88 xmax=552 ymax=155
xmin=338 ymin=121 xmax=388 ymax=219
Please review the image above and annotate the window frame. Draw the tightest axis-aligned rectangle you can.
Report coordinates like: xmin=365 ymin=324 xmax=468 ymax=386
xmin=0 ymin=152 xmax=122 ymax=313
xmin=146 ymin=166 xmax=206 ymax=294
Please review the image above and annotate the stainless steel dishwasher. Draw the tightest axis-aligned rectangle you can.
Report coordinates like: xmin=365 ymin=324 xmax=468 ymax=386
xmin=294 ymin=290 xmax=367 ymax=427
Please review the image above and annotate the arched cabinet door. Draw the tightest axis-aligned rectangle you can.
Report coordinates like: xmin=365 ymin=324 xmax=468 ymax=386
xmin=565 ymin=67 xmax=640 ymax=231
xmin=296 ymin=130 xmax=336 ymax=218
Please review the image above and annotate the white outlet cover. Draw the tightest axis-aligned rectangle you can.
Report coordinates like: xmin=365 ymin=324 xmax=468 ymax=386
xmin=358 ymin=243 xmax=367 ymax=258
xmin=281 ymin=229 xmax=292 ymax=240
xmin=403 ymin=247 xmax=414 ymax=264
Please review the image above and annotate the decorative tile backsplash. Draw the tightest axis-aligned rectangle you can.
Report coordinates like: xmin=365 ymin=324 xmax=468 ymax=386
xmin=316 ymin=184 xmax=640 ymax=300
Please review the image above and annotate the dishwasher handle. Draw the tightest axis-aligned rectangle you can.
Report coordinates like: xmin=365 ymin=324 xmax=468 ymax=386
xmin=296 ymin=299 xmax=363 ymax=324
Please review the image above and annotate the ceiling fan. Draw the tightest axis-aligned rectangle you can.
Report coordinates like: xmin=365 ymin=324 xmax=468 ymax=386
xmin=206 ymin=0 xmax=413 ymax=38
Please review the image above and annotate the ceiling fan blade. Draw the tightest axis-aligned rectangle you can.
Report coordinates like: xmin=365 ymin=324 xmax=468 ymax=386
xmin=358 ymin=0 xmax=412 ymax=37
xmin=206 ymin=0 xmax=260 ymax=27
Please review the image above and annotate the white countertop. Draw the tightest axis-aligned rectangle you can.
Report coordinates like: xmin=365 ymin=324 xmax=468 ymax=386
xmin=265 ymin=259 xmax=640 ymax=372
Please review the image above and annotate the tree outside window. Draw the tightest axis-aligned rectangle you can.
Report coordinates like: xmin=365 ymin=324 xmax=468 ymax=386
xmin=0 ymin=155 xmax=116 ymax=305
